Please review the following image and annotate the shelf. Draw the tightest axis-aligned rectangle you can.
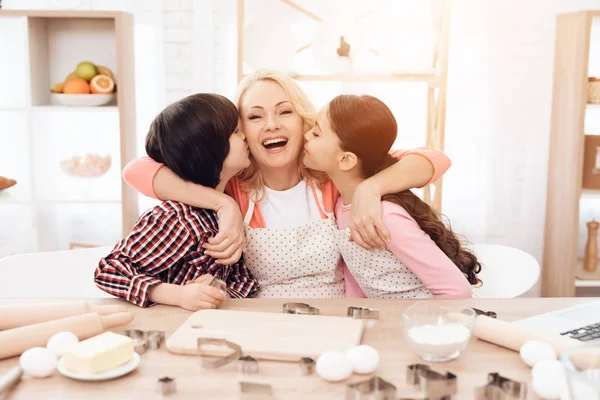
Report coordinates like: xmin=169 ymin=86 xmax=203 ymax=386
xmin=576 ymin=279 xmax=600 ymax=287
xmin=290 ymin=72 xmax=438 ymax=83
xmin=32 ymin=105 xmax=119 ymax=113
xmin=575 ymin=259 xmax=600 ymax=287
xmin=242 ymin=71 xmax=438 ymax=83
xmin=581 ymin=188 xmax=600 ymax=199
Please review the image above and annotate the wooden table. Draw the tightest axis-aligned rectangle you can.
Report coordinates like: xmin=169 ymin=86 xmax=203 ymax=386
xmin=0 ymin=297 xmax=593 ymax=399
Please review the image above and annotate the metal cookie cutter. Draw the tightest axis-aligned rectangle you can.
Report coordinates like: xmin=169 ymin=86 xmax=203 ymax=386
xmin=406 ymin=364 xmax=457 ymax=400
xmin=196 ymin=337 xmax=242 ymax=369
xmin=156 ymin=376 xmax=176 ymax=396
xmin=472 ymin=308 xmax=498 ymax=319
xmin=282 ymin=302 xmax=319 ymax=315
xmin=124 ymin=329 xmax=165 ymax=354
xmin=346 ymin=376 xmax=397 ymax=400
xmin=299 ymin=357 xmax=315 ymax=375
xmin=347 ymin=306 xmax=380 ymax=320
xmin=474 ymin=373 xmax=527 ymax=400
xmin=239 ymin=381 xmax=274 ymax=399
xmin=237 ymin=355 xmax=259 ymax=374
xmin=208 ymin=276 xmax=227 ymax=295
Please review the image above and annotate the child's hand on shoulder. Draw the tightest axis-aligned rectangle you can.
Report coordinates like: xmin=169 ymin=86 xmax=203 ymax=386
xmin=178 ymin=280 xmax=226 ymax=311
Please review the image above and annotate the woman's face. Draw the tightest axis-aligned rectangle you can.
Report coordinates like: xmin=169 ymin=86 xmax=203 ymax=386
xmin=303 ymin=105 xmax=344 ymax=173
xmin=222 ymin=123 xmax=251 ymax=174
xmin=239 ymin=80 xmax=306 ymax=172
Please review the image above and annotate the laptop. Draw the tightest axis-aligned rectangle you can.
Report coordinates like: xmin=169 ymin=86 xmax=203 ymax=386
xmin=511 ymin=300 xmax=600 ymax=342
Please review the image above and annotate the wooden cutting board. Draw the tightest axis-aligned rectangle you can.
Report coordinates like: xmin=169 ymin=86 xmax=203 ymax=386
xmin=166 ymin=310 xmax=365 ymax=361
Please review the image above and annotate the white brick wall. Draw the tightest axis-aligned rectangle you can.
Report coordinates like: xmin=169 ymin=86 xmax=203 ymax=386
xmin=162 ymin=0 xmax=195 ymax=104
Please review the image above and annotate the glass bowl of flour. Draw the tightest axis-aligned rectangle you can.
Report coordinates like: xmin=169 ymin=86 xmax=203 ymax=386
xmin=402 ymin=302 xmax=476 ymax=362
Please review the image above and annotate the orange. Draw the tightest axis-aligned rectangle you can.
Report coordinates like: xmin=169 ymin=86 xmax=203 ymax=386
xmin=64 ymin=71 xmax=78 ymax=83
xmin=63 ymin=78 xmax=90 ymax=94
xmin=90 ymin=74 xmax=115 ymax=94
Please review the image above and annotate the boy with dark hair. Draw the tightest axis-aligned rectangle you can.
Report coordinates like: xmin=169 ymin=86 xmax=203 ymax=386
xmin=94 ymin=94 xmax=257 ymax=310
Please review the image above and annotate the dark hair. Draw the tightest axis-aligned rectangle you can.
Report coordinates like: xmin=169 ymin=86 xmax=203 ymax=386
xmin=328 ymin=94 xmax=482 ymax=285
xmin=145 ymin=93 xmax=239 ymax=188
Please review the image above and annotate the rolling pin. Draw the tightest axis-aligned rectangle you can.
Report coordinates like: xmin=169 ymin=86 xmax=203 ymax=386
xmin=0 ymin=366 xmax=22 ymax=396
xmin=472 ymin=314 xmax=580 ymax=354
xmin=0 ymin=312 xmax=134 ymax=360
xmin=0 ymin=302 xmax=126 ymax=330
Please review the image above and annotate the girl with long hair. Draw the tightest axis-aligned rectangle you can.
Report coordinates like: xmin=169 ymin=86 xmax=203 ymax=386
xmin=304 ymin=94 xmax=480 ymax=298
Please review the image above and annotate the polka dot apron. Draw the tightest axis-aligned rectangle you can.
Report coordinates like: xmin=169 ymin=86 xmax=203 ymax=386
xmin=243 ymin=185 xmax=345 ymax=298
xmin=333 ymin=229 xmax=433 ymax=299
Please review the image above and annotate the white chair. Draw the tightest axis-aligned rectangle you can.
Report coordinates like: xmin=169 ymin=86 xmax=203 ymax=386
xmin=0 ymin=246 xmax=116 ymax=298
xmin=471 ymin=244 xmax=540 ymax=298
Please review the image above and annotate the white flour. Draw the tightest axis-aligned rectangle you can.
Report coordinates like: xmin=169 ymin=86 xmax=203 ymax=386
xmin=407 ymin=323 xmax=471 ymax=358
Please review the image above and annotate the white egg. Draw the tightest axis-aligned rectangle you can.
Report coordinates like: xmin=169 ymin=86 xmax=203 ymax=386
xmin=19 ymin=347 xmax=57 ymax=378
xmin=316 ymin=351 xmax=353 ymax=382
xmin=346 ymin=345 xmax=380 ymax=374
xmin=532 ymin=374 xmax=566 ymax=400
xmin=46 ymin=332 xmax=79 ymax=357
xmin=519 ymin=340 xmax=556 ymax=368
xmin=531 ymin=359 xmax=565 ymax=381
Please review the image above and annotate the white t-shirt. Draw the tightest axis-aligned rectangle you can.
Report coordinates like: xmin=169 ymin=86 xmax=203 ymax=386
xmin=259 ymin=181 xmax=322 ymax=229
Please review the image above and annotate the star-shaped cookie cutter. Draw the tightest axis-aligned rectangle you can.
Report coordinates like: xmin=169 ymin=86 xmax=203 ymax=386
xmin=474 ymin=372 xmax=526 ymax=400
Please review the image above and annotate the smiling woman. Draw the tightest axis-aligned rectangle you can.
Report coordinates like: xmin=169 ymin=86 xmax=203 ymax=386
xmin=122 ymin=69 xmax=452 ymax=299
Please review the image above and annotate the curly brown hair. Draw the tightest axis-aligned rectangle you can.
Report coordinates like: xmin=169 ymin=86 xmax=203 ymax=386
xmin=328 ymin=94 xmax=482 ymax=285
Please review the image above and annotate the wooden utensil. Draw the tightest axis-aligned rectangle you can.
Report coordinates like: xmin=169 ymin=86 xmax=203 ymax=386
xmin=0 ymin=302 xmax=127 ymax=330
xmin=166 ymin=309 xmax=364 ymax=361
xmin=0 ymin=366 xmax=22 ymax=396
xmin=0 ymin=312 xmax=134 ymax=360
xmin=473 ymin=314 xmax=579 ymax=354
xmin=584 ymin=220 xmax=599 ymax=272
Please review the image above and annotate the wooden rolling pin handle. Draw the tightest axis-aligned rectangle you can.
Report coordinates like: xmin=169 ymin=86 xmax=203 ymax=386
xmin=101 ymin=312 xmax=135 ymax=329
xmin=89 ymin=305 xmax=127 ymax=315
xmin=0 ymin=311 xmax=134 ymax=360
xmin=0 ymin=366 xmax=22 ymax=395
xmin=0 ymin=302 xmax=127 ymax=331
xmin=473 ymin=315 xmax=580 ymax=355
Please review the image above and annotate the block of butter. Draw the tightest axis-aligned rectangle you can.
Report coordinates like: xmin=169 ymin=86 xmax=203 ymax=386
xmin=62 ymin=331 xmax=134 ymax=374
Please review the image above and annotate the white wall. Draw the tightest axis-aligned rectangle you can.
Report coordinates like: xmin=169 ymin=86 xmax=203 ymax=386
xmin=6 ymin=0 xmax=600 ymax=295
xmin=443 ymin=0 xmax=600 ymax=295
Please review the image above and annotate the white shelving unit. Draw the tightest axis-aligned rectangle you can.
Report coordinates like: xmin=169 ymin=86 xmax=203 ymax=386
xmin=0 ymin=9 xmax=137 ymax=256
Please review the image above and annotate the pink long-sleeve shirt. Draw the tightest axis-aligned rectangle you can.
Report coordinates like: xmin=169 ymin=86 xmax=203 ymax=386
xmin=336 ymin=200 xmax=472 ymax=299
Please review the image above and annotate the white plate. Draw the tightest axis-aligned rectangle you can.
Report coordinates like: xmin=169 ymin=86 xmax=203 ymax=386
xmin=57 ymin=352 xmax=140 ymax=381
xmin=51 ymin=93 xmax=115 ymax=107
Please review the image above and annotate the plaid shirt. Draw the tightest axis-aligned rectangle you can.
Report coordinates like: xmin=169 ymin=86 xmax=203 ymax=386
xmin=94 ymin=201 xmax=258 ymax=307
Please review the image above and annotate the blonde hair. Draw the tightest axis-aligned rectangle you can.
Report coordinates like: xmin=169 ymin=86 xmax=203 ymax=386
xmin=235 ymin=70 xmax=327 ymax=198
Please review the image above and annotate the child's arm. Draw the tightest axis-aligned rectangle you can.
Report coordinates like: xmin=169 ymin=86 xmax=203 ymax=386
xmin=122 ymin=156 xmax=244 ymax=265
xmin=349 ymin=147 xmax=451 ymax=250
xmin=382 ymin=203 xmax=472 ymax=299
xmin=94 ymin=208 xmax=223 ymax=308
xmin=149 ymin=282 xmax=225 ymax=310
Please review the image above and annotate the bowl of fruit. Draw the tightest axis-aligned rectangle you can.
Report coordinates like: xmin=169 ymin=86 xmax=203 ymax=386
xmin=50 ymin=61 xmax=116 ymax=107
